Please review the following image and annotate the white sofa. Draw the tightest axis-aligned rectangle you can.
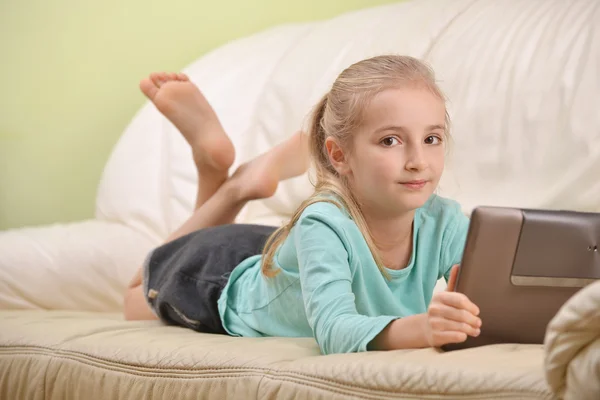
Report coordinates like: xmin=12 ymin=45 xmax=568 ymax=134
xmin=1 ymin=0 xmax=599 ymax=398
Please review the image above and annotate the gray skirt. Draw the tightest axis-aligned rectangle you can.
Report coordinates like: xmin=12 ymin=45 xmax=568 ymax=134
xmin=143 ymin=224 xmax=277 ymax=334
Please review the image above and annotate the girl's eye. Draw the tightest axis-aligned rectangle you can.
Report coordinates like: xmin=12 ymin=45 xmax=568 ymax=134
xmin=425 ymin=135 xmax=442 ymax=145
xmin=381 ymin=137 xmax=399 ymax=147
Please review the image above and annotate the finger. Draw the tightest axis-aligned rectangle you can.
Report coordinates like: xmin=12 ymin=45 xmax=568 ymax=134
xmin=429 ymin=303 xmax=481 ymax=328
xmin=429 ymin=317 xmax=481 ymax=337
xmin=446 ymin=264 xmax=460 ymax=292
xmin=437 ymin=292 xmax=480 ymax=316
xmin=431 ymin=331 xmax=468 ymax=347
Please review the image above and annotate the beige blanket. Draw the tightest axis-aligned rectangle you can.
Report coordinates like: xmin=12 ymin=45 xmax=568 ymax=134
xmin=545 ymin=280 xmax=600 ymax=400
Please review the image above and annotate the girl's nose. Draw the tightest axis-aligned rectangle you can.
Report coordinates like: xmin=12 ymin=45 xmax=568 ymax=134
xmin=405 ymin=146 xmax=427 ymax=171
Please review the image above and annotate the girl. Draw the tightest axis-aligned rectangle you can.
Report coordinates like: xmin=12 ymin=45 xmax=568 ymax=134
xmin=124 ymin=55 xmax=482 ymax=355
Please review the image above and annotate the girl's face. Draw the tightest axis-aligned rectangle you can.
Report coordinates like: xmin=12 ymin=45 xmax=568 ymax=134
xmin=331 ymin=86 xmax=447 ymax=218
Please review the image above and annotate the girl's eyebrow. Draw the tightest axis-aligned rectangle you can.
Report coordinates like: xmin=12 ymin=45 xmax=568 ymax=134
xmin=427 ymin=124 xmax=446 ymax=131
xmin=373 ymin=124 xmax=446 ymax=134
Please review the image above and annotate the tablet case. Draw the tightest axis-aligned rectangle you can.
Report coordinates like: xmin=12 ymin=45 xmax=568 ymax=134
xmin=442 ymin=207 xmax=600 ymax=351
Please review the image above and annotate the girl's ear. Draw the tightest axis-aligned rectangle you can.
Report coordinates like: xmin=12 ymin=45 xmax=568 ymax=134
xmin=325 ymin=137 xmax=351 ymax=176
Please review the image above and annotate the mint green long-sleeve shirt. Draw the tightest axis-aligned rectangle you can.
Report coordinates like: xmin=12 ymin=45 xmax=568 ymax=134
xmin=218 ymin=194 xmax=469 ymax=355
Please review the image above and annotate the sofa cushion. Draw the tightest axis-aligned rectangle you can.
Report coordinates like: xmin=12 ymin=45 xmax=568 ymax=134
xmin=0 ymin=311 xmax=554 ymax=399
xmin=0 ymin=221 xmax=156 ymax=312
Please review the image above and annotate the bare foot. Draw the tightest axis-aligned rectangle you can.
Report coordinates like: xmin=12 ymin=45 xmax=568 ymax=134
xmin=226 ymin=131 xmax=309 ymax=201
xmin=139 ymin=72 xmax=235 ymax=171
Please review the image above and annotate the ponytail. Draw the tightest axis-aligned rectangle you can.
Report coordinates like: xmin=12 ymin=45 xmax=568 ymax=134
xmin=260 ymin=94 xmax=330 ymax=277
xmin=309 ymin=94 xmax=334 ymax=174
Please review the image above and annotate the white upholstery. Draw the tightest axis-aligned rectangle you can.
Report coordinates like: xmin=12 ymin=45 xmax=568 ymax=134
xmin=1 ymin=0 xmax=598 ymax=310
xmin=2 ymin=0 xmax=599 ymax=313
xmin=98 ymin=0 xmax=600 ymax=240
xmin=1 ymin=310 xmax=554 ymax=399
xmin=0 ymin=221 xmax=154 ymax=311
xmin=0 ymin=1 xmax=599 ymax=397
xmin=545 ymin=280 xmax=600 ymax=400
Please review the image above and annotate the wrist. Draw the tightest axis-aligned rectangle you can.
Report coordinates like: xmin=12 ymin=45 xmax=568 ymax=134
xmin=369 ymin=313 xmax=430 ymax=350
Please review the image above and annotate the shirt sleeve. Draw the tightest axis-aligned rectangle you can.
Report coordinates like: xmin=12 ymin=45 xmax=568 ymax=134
xmin=442 ymin=211 xmax=471 ymax=283
xmin=295 ymin=211 xmax=397 ymax=355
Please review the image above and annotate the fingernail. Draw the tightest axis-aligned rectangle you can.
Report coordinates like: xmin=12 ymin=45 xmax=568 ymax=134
xmin=475 ymin=329 xmax=481 ymax=336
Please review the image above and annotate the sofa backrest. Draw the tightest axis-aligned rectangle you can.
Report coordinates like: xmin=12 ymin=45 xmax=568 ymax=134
xmin=97 ymin=0 xmax=600 ymax=240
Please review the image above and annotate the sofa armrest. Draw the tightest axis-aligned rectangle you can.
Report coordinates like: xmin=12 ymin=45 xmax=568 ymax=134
xmin=0 ymin=220 xmax=158 ymax=312
xmin=544 ymin=280 xmax=600 ymax=400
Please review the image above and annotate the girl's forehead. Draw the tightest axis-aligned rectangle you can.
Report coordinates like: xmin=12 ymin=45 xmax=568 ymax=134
xmin=360 ymin=87 xmax=446 ymax=130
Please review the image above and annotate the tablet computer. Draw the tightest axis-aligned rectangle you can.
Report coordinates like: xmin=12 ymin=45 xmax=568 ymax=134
xmin=442 ymin=206 xmax=600 ymax=351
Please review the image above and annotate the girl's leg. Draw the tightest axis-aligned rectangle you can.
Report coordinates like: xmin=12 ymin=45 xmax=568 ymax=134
xmin=169 ymin=129 xmax=309 ymax=233
xmin=140 ymin=72 xmax=235 ymax=211
xmin=125 ymin=72 xmax=235 ymax=321
xmin=124 ymin=74 xmax=308 ymax=319
xmin=124 ymin=131 xmax=308 ymax=320
xmin=138 ymin=72 xmax=308 ymax=239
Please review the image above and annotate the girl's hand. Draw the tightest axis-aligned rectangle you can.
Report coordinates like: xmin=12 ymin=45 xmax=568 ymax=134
xmin=424 ymin=265 xmax=482 ymax=347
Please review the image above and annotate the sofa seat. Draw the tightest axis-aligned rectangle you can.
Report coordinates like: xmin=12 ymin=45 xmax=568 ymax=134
xmin=0 ymin=310 xmax=554 ymax=399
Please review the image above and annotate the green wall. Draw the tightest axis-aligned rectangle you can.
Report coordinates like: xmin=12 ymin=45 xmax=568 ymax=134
xmin=0 ymin=0 xmax=400 ymax=230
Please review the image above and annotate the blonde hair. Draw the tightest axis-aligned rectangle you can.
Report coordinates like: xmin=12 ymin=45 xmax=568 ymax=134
xmin=261 ymin=55 xmax=450 ymax=278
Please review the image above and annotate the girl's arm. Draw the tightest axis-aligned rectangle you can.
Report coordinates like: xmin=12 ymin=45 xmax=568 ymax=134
xmin=370 ymin=265 xmax=481 ymax=350
xmin=296 ymin=207 xmax=480 ymax=353
xmin=295 ymin=212 xmax=398 ymax=354
xmin=368 ymin=314 xmax=429 ymax=350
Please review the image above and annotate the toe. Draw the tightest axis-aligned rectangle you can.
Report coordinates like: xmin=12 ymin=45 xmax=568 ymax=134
xmin=157 ymin=72 xmax=169 ymax=85
xmin=150 ymin=72 xmax=163 ymax=87
xmin=139 ymin=78 xmax=159 ymax=100
xmin=167 ymin=72 xmax=178 ymax=81
xmin=177 ymin=73 xmax=189 ymax=81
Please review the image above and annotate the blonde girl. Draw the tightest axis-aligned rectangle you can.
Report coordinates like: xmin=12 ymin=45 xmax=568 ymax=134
xmin=124 ymin=55 xmax=481 ymax=355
